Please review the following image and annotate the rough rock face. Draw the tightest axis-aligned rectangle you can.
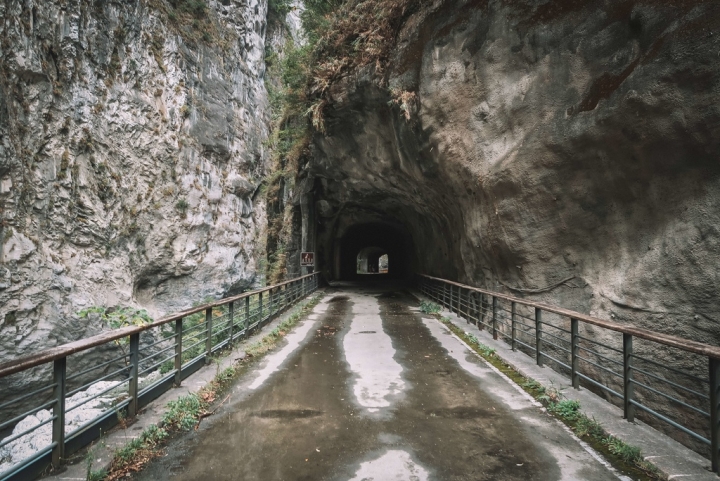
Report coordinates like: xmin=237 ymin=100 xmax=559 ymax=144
xmin=306 ymin=0 xmax=720 ymax=449
xmin=0 ymin=0 xmax=271 ymax=367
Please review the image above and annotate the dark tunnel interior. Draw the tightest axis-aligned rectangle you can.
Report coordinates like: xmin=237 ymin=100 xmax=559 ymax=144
xmin=333 ymin=222 xmax=416 ymax=280
xmin=356 ymin=246 xmax=388 ymax=274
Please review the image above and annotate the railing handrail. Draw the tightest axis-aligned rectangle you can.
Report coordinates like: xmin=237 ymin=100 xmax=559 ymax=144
xmin=418 ymin=274 xmax=720 ymax=360
xmin=0 ymin=273 xmax=320 ymax=379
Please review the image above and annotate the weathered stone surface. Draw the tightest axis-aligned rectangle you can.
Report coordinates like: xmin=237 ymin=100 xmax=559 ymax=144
xmin=308 ymin=0 xmax=720 ymax=449
xmin=0 ymin=0 xmax=273 ymax=400
xmin=314 ymin=0 xmax=720 ymax=343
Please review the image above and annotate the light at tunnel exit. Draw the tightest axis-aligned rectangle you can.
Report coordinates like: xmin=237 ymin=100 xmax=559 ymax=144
xmin=357 ymin=246 xmax=389 ymax=274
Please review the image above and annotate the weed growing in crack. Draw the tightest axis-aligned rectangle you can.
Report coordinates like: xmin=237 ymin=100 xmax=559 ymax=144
xmin=432 ymin=308 xmax=662 ymax=479
xmin=162 ymin=394 xmax=204 ymax=431
xmin=85 ymin=441 xmax=108 ymax=481
xmin=100 ymin=293 xmax=325 ymax=480
xmin=548 ymin=399 xmax=581 ymax=421
xmin=419 ymin=300 xmax=441 ymax=314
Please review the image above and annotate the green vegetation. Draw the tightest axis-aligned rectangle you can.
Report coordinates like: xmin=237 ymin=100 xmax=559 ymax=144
xmin=463 ymin=331 xmax=496 ymax=357
xmin=263 ymin=0 xmax=422 ymax=281
xmin=104 ymin=423 xmax=168 ymax=479
xmin=85 ymin=444 xmax=108 ymax=481
xmin=428 ymin=305 xmax=662 ymax=479
xmin=268 ymin=0 xmax=294 ymax=17
xmin=78 ymin=306 xmax=153 ymax=328
xmin=262 ymin=0 xmax=343 ymax=283
xmin=419 ymin=300 xmax=441 ymax=314
xmin=266 ymin=242 xmax=288 ymax=285
xmin=175 ymin=198 xmax=189 ymax=214
xmin=159 ymin=299 xmax=227 ymax=374
xmin=162 ymin=394 xmax=204 ymax=430
xmin=245 ymin=294 xmax=324 ymax=357
xmin=77 ymin=307 xmax=153 ymax=347
xmin=548 ymin=398 xmax=581 ymax=420
xmin=98 ymin=293 xmax=324 ymax=480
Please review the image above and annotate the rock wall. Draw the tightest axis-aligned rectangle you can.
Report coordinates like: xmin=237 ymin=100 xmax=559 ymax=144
xmin=313 ymin=0 xmax=720 ymax=346
xmin=307 ymin=0 xmax=720 ymax=449
xmin=0 ymin=0 xmax=272 ymax=365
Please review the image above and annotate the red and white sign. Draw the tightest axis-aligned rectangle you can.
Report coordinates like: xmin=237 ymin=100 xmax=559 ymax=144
xmin=301 ymin=252 xmax=315 ymax=267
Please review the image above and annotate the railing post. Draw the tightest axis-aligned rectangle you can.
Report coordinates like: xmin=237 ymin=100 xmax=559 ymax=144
xmin=623 ymin=333 xmax=635 ymax=422
xmin=127 ymin=333 xmax=140 ymax=418
xmin=258 ymin=292 xmax=262 ymax=327
xmin=174 ymin=318 xmax=183 ymax=386
xmin=709 ymin=357 xmax=719 ymax=473
xmin=51 ymin=357 xmax=66 ymax=468
xmin=535 ymin=308 xmax=543 ymax=367
xmin=269 ymin=288 xmax=274 ymax=320
xmin=205 ymin=307 xmax=213 ymax=364
xmin=511 ymin=302 xmax=517 ymax=351
xmin=571 ymin=318 xmax=579 ymax=389
xmin=461 ymin=288 xmax=468 ymax=323
xmin=456 ymin=286 xmax=460 ymax=314
xmin=492 ymin=296 xmax=498 ymax=340
xmin=480 ymin=293 xmax=485 ymax=326
xmin=244 ymin=296 xmax=250 ymax=337
xmin=228 ymin=301 xmax=234 ymax=345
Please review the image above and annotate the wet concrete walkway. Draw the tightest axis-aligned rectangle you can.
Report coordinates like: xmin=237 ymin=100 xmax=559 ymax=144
xmin=137 ymin=285 xmax=622 ymax=481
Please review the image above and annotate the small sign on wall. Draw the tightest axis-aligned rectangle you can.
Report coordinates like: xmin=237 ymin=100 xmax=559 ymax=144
xmin=301 ymin=252 xmax=315 ymax=267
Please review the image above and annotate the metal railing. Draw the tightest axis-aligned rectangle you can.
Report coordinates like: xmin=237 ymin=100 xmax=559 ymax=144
xmin=0 ymin=273 xmax=319 ymax=481
xmin=417 ymin=274 xmax=720 ymax=473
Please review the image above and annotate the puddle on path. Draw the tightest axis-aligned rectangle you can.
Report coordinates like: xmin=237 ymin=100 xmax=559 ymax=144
xmin=343 ymin=293 xmax=405 ymax=413
xmin=347 ymin=449 xmax=429 ymax=481
xmin=135 ymin=288 xmax=618 ymax=481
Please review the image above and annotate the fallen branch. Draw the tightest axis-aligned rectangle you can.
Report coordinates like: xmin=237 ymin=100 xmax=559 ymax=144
xmin=194 ymin=393 xmax=232 ymax=430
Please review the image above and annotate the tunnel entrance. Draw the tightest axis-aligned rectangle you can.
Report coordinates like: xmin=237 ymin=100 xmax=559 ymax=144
xmin=333 ymin=222 xmax=415 ymax=280
xmin=356 ymin=247 xmax=389 ymax=274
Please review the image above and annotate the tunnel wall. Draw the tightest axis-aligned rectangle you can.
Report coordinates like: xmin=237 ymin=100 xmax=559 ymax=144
xmin=302 ymin=0 xmax=720 ymax=449
xmin=308 ymin=0 xmax=720 ymax=340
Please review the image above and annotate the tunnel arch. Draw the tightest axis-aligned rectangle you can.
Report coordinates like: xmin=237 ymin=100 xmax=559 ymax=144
xmin=334 ymin=221 xmax=415 ymax=280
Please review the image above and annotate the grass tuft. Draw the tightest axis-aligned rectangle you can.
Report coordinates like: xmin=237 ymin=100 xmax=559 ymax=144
xmin=419 ymin=300 xmax=441 ymax=314
xmin=427 ymin=301 xmax=663 ymax=480
xmin=97 ymin=293 xmax=324 ymax=480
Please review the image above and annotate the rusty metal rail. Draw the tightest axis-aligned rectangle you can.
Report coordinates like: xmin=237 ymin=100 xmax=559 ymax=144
xmin=417 ymin=274 xmax=720 ymax=473
xmin=0 ymin=273 xmax=319 ymax=481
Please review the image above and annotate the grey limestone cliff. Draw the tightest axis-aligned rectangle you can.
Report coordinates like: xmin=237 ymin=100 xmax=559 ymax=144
xmin=0 ymin=0 xmax=273 ymax=366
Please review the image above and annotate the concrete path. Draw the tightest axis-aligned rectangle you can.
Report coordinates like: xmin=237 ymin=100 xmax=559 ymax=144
xmin=136 ymin=285 xmax=624 ymax=481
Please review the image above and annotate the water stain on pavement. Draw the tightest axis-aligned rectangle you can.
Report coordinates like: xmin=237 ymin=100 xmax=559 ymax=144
xmin=135 ymin=287 xmax=616 ymax=481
